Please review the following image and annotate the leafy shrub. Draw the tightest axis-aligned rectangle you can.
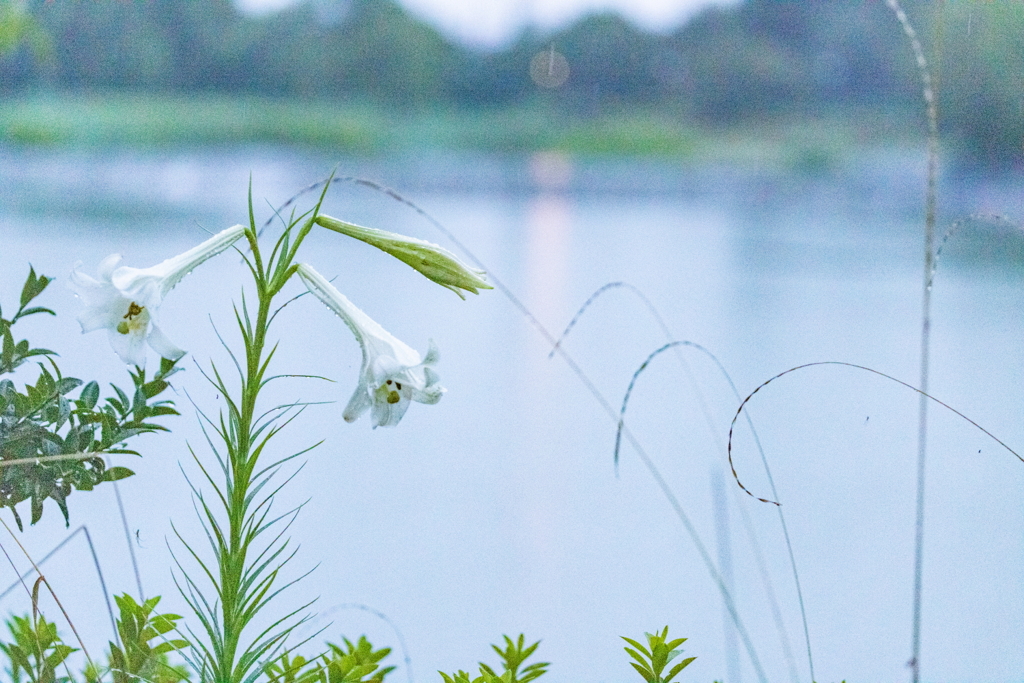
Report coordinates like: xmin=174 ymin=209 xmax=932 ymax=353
xmin=0 ymin=268 xmax=180 ymax=528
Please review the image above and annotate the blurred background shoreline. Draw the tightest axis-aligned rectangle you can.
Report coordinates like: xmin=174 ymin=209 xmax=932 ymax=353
xmin=3 ymin=0 xmax=1024 ymax=170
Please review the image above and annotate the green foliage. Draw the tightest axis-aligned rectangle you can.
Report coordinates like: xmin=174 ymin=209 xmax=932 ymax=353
xmin=938 ymin=2 xmax=1024 ymax=164
xmin=2 ymin=0 xmax=1021 ymax=162
xmin=0 ymin=268 xmax=181 ymax=529
xmin=317 ymin=637 xmax=395 ymax=683
xmin=264 ymin=652 xmax=323 ymax=683
xmin=621 ymin=627 xmax=695 ymax=683
xmin=0 ymin=93 xmax=388 ymax=150
xmin=264 ymin=636 xmax=395 ymax=683
xmin=0 ymin=266 xmax=55 ymax=375
xmin=321 ymin=636 xmax=395 ymax=683
xmin=0 ymin=596 xmax=190 ymax=683
xmin=439 ymin=635 xmax=548 ymax=683
xmin=0 ymin=613 xmax=77 ymax=683
xmin=439 ymin=671 xmax=490 ymax=683
xmin=101 ymin=594 xmax=189 ymax=683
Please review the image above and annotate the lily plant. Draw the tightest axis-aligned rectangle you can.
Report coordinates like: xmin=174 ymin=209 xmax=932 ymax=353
xmin=70 ymin=179 xmax=488 ymax=683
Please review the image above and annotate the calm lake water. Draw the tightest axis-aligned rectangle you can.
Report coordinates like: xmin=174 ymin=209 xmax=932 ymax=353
xmin=1 ymin=146 xmax=1023 ymax=683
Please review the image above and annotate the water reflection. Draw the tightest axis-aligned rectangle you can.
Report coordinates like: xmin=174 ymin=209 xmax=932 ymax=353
xmin=1 ymin=147 xmax=1023 ymax=683
xmin=514 ymin=151 xmax=576 ymax=609
xmin=525 ymin=151 xmax=574 ymax=333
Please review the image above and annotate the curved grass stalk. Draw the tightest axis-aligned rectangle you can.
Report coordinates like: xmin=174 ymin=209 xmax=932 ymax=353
xmin=0 ymin=517 xmax=94 ymax=668
xmin=929 ymin=213 xmax=1022 ymax=290
xmin=547 ymin=283 xmax=664 ymax=360
xmin=554 ymin=281 xmax=811 ymax=681
xmin=557 ymin=282 xmax=811 ymax=683
xmin=610 ymin=337 xmax=808 ymax=683
xmin=726 ymin=361 xmax=1022 ymax=507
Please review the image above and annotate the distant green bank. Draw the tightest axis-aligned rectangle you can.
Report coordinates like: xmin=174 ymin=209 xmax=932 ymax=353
xmin=0 ymin=92 xmax=915 ymax=170
xmin=4 ymin=0 xmax=1023 ymax=165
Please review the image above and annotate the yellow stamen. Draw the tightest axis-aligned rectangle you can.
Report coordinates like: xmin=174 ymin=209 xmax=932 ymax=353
xmin=123 ymin=302 xmax=144 ymax=320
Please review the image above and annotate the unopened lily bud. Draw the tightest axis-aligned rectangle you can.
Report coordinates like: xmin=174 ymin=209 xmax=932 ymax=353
xmin=314 ymin=214 xmax=493 ymax=300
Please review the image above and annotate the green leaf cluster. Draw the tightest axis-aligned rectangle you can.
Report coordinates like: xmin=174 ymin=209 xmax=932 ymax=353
xmin=439 ymin=635 xmax=548 ymax=683
xmin=320 ymin=636 xmax=395 ymax=683
xmin=1 ymin=594 xmax=191 ymax=683
xmin=100 ymin=594 xmax=189 ymax=683
xmin=621 ymin=627 xmax=695 ymax=683
xmin=264 ymin=636 xmax=395 ymax=683
xmin=0 ymin=268 xmax=180 ymax=528
xmin=0 ymin=613 xmax=76 ymax=683
xmin=0 ymin=266 xmax=55 ymax=376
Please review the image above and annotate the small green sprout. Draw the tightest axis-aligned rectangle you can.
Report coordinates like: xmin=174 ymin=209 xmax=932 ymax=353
xmin=621 ymin=627 xmax=695 ymax=683
xmin=439 ymin=634 xmax=548 ymax=683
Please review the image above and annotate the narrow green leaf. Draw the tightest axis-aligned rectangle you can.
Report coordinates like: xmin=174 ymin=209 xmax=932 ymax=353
xmin=665 ymin=657 xmax=696 ymax=683
xmin=629 ymin=662 xmax=655 ymax=683
xmin=152 ymin=639 xmax=189 ymax=655
xmin=622 ymin=638 xmax=651 ymax=659
xmin=142 ymin=379 xmax=169 ymax=400
xmin=30 ymin=494 xmax=43 ymax=525
xmin=625 ymin=648 xmax=651 ymax=671
xmin=664 ymin=637 xmax=686 ymax=651
xmin=19 ymin=267 xmax=51 ymax=309
xmin=79 ymin=381 xmax=100 ymax=410
xmin=16 ymin=306 xmax=55 ymax=318
xmin=102 ymin=466 xmax=135 ymax=482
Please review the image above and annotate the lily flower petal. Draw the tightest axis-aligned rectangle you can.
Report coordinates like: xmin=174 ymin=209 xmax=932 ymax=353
xmin=111 ymin=224 xmax=247 ymax=303
xmin=145 ymin=323 xmax=187 ymax=361
xmin=70 ymin=254 xmax=128 ymax=334
xmin=296 ymin=263 xmax=445 ymax=428
xmin=314 ymin=214 xmax=492 ymax=300
xmin=69 ymin=225 xmax=246 ymax=367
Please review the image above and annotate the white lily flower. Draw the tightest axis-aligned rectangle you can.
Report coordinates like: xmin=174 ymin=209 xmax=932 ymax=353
xmin=69 ymin=225 xmax=246 ymax=367
xmin=296 ymin=263 xmax=445 ymax=428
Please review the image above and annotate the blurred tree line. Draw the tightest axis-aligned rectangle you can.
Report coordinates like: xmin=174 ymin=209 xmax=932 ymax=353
xmin=1 ymin=0 xmax=1023 ymax=164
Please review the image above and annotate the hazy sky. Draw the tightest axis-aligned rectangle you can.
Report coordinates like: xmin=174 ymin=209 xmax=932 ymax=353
xmin=235 ymin=0 xmax=740 ymax=46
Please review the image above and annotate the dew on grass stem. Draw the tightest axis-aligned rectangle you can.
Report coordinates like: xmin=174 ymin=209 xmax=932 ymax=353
xmin=929 ymin=213 xmax=1024 ymax=290
xmin=883 ymin=2 xmax=942 ymax=679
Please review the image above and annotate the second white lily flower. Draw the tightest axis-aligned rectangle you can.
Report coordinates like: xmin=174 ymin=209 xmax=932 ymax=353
xmin=69 ymin=225 xmax=247 ymax=367
xmin=296 ymin=263 xmax=445 ymax=428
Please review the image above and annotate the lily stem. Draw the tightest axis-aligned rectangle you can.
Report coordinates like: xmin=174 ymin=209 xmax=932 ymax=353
xmin=207 ymin=198 xmax=324 ymax=683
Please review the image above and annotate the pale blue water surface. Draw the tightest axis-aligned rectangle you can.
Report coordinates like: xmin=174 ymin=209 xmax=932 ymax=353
xmin=1 ymin=146 xmax=1023 ymax=683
